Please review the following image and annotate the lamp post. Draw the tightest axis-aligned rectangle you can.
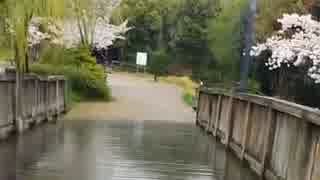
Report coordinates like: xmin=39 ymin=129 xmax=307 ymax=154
xmin=238 ymin=0 xmax=257 ymax=92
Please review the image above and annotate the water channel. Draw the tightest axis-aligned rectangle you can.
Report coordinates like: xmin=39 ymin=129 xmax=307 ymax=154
xmin=0 ymin=120 xmax=258 ymax=180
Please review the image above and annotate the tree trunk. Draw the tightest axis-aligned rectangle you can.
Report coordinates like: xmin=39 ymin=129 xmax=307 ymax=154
xmin=154 ymin=74 xmax=158 ymax=82
xmin=158 ymin=15 xmax=164 ymax=49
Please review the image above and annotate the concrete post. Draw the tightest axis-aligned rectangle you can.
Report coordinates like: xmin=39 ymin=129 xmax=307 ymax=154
xmin=15 ymin=71 xmax=24 ymax=133
xmin=45 ymin=80 xmax=50 ymax=121
xmin=56 ymin=79 xmax=60 ymax=114
xmin=7 ymin=83 xmax=12 ymax=123
xmin=33 ymin=79 xmax=37 ymax=117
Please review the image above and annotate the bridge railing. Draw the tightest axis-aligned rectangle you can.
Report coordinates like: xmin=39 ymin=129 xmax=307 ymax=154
xmin=0 ymin=73 xmax=66 ymax=139
xmin=196 ymin=87 xmax=320 ymax=180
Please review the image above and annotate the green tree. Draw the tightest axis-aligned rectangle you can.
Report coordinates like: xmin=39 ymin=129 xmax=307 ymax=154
xmin=172 ymin=0 xmax=218 ymax=78
xmin=113 ymin=0 xmax=219 ymax=79
xmin=149 ymin=50 xmax=170 ymax=82
xmin=206 ymin=0 xmax=248 ymax=84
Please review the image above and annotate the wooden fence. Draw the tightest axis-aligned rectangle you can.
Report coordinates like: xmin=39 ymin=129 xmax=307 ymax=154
xmin=0 ymin=73 xmax=66 ymax=139
xmin=196 ymin=88 xmax=320 ymax=180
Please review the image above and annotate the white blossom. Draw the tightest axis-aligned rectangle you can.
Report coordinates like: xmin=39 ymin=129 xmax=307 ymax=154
xmin=93 ymin=19 xmax=130 ymax=49
xmin=63 ymin=19 xmax=130 ymax=49
xmin=251 ymin=14 xmax=320 ymax=83
xmin=64 ymin=0 xmax=130 ymax=49
xmin=28 ymin=17 xmax=63 ymax=46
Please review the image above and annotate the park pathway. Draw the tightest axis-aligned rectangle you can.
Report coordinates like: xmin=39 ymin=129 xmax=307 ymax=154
xmin=65 ymin=72 xmax=195 ymax=122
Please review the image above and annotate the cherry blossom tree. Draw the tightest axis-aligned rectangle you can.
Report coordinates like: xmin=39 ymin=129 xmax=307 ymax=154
xmin=66 ymin=0 xmax=130 ymax=49
xmin=250 ymin=14 xmax=320 ymax=83
xmin=28 ymin=17 xmax=64 ymax=47
xmin=28 ymin=0 xmax=130 ymax=52
xmin=64 ymin=19 xmax=130 ymax=49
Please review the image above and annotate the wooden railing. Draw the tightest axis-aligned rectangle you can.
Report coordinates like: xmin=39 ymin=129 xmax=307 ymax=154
xmin=196 ymin=87 xmax=320 ymax=180
xmin=0 ymin=73 xmax=66 ymax=139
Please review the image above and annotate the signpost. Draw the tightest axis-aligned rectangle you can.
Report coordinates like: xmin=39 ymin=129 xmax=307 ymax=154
xmin=136 ymin=52 xmax=148 ymax=73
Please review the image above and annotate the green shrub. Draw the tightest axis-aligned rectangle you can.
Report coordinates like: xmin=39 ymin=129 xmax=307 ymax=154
xmin=31 ymin=46 xmax=110 ymax=106
xmin=31 ymin=63 xmax=110 ymax=101
xmin=149 ymin=50 xmax=170 ymax=81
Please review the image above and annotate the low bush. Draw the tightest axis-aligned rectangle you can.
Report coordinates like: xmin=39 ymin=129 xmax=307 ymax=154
xmin=31 ymin=46 xmax=110 ymax=106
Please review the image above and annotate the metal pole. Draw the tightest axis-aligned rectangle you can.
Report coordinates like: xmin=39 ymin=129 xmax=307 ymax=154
xmin=238 ymin=0 xmax=256 ymax=92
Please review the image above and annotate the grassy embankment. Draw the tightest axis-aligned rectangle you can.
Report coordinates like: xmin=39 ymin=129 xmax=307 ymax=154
xmin=160 ymin=76 xmax=198 ymax=106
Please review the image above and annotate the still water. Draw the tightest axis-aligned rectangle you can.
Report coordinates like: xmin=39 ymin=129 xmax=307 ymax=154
xmin=0 ymin=120 xmax=258 ymax=180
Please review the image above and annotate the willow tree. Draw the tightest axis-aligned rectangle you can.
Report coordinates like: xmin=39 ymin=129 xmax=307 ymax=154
xmin=2 ymin=0 xmax=64 ymax=132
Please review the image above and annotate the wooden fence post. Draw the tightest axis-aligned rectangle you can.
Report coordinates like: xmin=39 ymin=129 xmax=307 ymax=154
xmin=213 ymin=95 xmax=222 ymax=137
xmin=241 ymin=102 xmax=251 ymax=160
xmin=261 ymin=107 xmax=274 ymax=176
xmin=206 ymin=96 xmax=213 ymax=133
xmin=224 ymin=96 xmax=234 ymax=146
xmin=196 ymin=91 xmax=202 ymax=126
xmin=306 ymin=135 xmax=319 ymax=180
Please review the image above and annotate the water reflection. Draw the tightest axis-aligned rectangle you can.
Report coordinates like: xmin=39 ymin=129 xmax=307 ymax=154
xmin=0 ymin=120 xmax=258 ymax=180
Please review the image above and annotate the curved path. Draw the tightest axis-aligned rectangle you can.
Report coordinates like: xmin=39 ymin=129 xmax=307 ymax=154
xmin=65 ymin=72 xmax=195 ymax=122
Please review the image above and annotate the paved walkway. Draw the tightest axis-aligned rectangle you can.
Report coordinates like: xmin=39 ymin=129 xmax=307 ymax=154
xmin=65 ymin=72 xmax=195 ymax=122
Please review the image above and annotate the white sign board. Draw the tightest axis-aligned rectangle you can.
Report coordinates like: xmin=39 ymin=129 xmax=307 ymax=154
xmin=136 ymin=52 xmax=148 ymax=66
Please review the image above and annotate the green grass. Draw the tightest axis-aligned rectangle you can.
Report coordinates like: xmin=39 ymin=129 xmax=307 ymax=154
xmin=160 ymin=76 xmax=198 ymax=106
xmin=183 ymin=93 xmax=194 ymax=106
